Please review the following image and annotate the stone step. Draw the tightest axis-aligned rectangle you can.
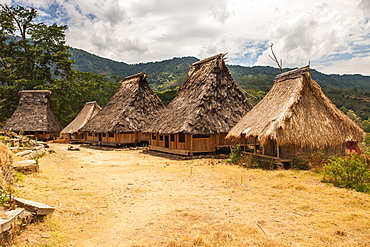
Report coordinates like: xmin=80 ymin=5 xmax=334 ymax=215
xmin=0 ymin=208 xmax=27 ymax=233
xmin=14 ymin=198 xmax=54 ymax=216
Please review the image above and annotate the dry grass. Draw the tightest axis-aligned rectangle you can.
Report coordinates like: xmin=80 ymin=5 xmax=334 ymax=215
xmin=10 ymin=143 xmax=370 ymax=246
xmin=0 ymin=143 xmax=14 ymax=190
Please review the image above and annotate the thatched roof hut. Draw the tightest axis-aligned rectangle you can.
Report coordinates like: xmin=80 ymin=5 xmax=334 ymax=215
xmin=60 ymin=101 xmax=101 ymax=141
xmin=227 ymin=66 xmax=364 ymax=157
xmin=61 ymin=101 xmax=101 ymax=134
xmin=79 ymin=72 xmax=164 ymax=146
xmin=146 ymin=53 xmax=253 ymax=155
xmin=2 ymin=90 xmax=62 ymax=140
xmin=146 ymin=53 xmax=252 ymax=135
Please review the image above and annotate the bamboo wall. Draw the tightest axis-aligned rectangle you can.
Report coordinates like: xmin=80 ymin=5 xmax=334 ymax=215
xmin=29 ymin=131 xmax=58 ymax=141
xmin=149 ymin=132 xmax=235 ymax=155
xmin=242 ymin=137 xmax=346 ymax=158
xmin=279 ymin=144 xmax=345 ymax=157
xmin=66 ymin=132 xmax=84 ymax=141
xmin=83 ymin=131 xmax=149 ymax=146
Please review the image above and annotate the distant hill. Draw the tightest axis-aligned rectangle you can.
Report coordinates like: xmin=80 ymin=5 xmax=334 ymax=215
xmin=70 ymin=47 xmax=370 ymax=92
xmin=69 ymin=48 xmax=370 ymax=121
xmin=69 ymin=48 xmax=198 ymax=90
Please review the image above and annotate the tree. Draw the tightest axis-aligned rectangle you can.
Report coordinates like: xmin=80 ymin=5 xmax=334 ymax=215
xmin=38 ymin=71 xmax=121 ymax=127
xmin=0 ymin=4 xmax=73 ymax=123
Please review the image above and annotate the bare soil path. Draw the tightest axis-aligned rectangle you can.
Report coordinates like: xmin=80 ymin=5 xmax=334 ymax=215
xmin=11 ymin=143 xmax=370 ymax=246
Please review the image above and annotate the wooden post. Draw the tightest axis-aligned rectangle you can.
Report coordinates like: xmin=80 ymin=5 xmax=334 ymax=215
xmin=277 ymin=143 xmax=280 ymax=158
xmin=254 ymin=137 xmax=257 ymax=154
xmin=262 ymin=146 xmax=265 ymax=155
xmin=216 ymin=133 xmax=220 ymax=150
xmin=190 ymin=134 xmax=193 ymax=155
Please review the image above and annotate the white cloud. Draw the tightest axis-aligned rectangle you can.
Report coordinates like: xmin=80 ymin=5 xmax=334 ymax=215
xmin=255 ymin=0 xmax=370 ymax=74
xmin=317 ymin=55 xmax=370 ymax=75
xmin=0 ymin=0 xmax=12 ymax=5
xmin=3 ymin=0 xmax=370 ymax=75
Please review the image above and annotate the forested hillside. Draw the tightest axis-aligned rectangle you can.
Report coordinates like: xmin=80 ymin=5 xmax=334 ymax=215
xmin=70 ymin=48 xmax=370 ymax=128
xmin=70 ymin=48 xmax=197 ymax=90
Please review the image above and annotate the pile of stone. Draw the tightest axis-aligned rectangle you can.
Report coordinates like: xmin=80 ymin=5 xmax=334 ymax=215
xmin=0 ymin=131 xmax=48 ymax=174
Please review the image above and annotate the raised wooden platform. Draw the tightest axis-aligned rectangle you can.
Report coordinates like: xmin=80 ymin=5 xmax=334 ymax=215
xmin=242 ymin=152 xmax=293 ymax=163
xmin=149 ymin=145 xmax=191 ymax=156
xmin=69 ymin=139 xmax=85 ymax=144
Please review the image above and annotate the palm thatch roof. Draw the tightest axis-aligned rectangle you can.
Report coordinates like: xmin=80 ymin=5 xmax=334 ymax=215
xmin=145 ymin=54 xmax=253 ymax=135
xmin=61 ymin=101 xmax=101 ymax=134
xmin=2 ymin=90 xmax=62 ymax=132
xmin=79 ymin=73 xmax=164 ymax=133
xmin=227 ymin=66 xmax=364 ymax=148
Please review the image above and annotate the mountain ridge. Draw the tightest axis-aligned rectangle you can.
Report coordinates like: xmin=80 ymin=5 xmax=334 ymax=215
xmin=69 ymin=47 xmax=370 ymax=92
xmin=69 ymin=47 xmax=370 ymax=121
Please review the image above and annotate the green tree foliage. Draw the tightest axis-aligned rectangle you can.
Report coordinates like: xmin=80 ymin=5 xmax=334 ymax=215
xmin=38 ymin=71 xmax=120 ymax=126
xmin=0 ymin=4 xmax=73 ymax=123
xmin=155 ymin=88 xmax=178 ymax=106
xmin=322 ymin=154 xmax=370 ymax=193
xmin=346 ymin=109 xmax=362 ymax=125
xmin=361 ymin=118 xmax=370 ymax=132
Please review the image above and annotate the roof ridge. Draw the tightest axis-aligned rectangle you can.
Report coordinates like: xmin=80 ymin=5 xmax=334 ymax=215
xmin=275 ymin=65 xmax=311 ymax=81
xmin=192 ymin=53 xmax=226 ymax=66
xmin=123 ymin=72 xmax=148 ymax=81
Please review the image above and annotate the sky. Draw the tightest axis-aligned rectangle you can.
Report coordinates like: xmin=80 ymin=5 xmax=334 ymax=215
xmin=2 ymin=0 xmax=370 ymax=75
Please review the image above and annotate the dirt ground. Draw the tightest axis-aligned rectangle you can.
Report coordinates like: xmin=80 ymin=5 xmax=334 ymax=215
xmin=10 ymin=143 xmax=370 ymax=246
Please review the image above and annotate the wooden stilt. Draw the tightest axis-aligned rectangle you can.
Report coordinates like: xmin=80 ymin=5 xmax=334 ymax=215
xmin=254 ymin=137 xmax=257 ymax=154
xmin=190 ymin=134 xmax=193 ymax=156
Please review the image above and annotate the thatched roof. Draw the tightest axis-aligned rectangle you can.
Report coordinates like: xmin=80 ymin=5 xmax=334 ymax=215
xmin=227 ymin=66 xmax=364 ymax=148
xmin=2 ymin=90 xmax=62 ymax=132
xmin=61 ymin=101 xmax=101 ymax=134
xmin=79 ymin=73 xmax=164 ymax=133
xmin=145 ymin=54 xmax=253 ymax=135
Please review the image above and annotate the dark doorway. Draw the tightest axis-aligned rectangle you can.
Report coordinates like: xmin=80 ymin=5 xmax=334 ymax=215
xmin=165 ymin=135 xmax=169 ymax=148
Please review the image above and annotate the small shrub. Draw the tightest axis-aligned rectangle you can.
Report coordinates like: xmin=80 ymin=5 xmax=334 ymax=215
xmin=0 ymin=189 xmax=10 ymax=206
xmin=322 ymin=154 xmax=370 ymax=193
xmin=230 ymin=144 xmax=242 ymax=164
xmin=15 ymin=171 xmax=26 ymax=183
xmin=31 ymin=151 xmax=46 ymax=162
